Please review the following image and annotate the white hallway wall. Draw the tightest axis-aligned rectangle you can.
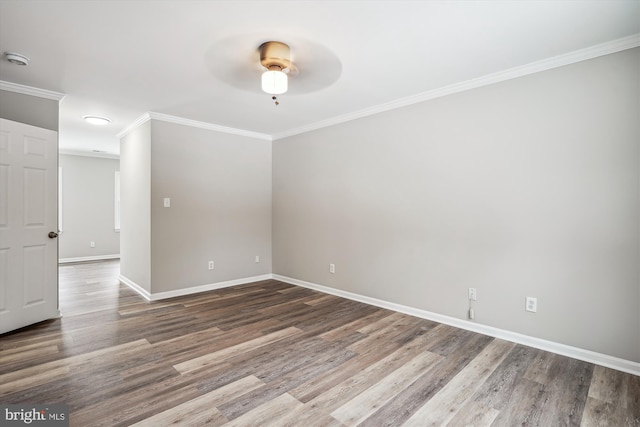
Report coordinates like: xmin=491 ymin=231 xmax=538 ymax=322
xmin=59 ymin=154 xmax=120 ymax=260
xmin=272 ymin=48 xmax=640 ymax=363
xmin=120 ymin=121 xmax=151 ymax=293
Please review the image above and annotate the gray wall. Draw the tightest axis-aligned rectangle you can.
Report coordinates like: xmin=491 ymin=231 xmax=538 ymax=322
xmin=149 ymin=120 xmax=272 ymax=293
xmin=59 ymin=154 xmax=120 ymax=259
xmin=120 ymin=121 xmax=151 ymax=292
xmin=0 ymin=89 xmax=59 ymax=131
xmin=272 ymin=48 xmax=640 ymax=362
xmin=120 ymin=120 xmax=272 ymax=295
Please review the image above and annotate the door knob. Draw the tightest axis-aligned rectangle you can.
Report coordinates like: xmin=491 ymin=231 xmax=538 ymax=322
xmin=48 ymin=231 xmax=58 ymax=239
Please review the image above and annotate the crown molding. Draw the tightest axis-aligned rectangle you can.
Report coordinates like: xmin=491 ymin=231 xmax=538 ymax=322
xmin=117 ymin=111 xmax=272 ymax=141
xmin=0 ymin=80 xmax=65 ymax=101
xmin=148 ymin=112 xmax=272 ymax=141
xmin=116 ymin=112 xmax=151 ymax=139
xmin=272 ymin=33 xmax=640 ymax=140
xmin=59 ymin=149 xmax=119 ymax=159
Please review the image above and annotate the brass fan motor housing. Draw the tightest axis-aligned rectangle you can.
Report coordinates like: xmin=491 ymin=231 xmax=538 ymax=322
xmin=259 ymin=41 xmax=292 ymax=71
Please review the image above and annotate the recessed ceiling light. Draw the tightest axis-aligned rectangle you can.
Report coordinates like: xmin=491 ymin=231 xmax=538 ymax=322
xmin=83 ymin=115 xmax=111 ymax=126
xmin=4 ymin=52 xmax=29 ymax=66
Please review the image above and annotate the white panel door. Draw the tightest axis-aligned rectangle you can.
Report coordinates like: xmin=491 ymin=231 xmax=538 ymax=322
xmin=0 ymin=118 xmax=59 ymax=334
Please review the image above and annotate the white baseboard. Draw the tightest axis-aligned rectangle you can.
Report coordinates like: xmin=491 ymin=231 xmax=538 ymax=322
xmin=118 ymin=275 xmax=151 ymax=301
xmin=273 ymin=274 xmax=640 ymax=376
xmin=59 ymin=254 xmax=120 ymax=264
xmin=118 ymin=274 xmax=273 ymax=302
xmin=149 ymin=275 xmax=273 ymax=301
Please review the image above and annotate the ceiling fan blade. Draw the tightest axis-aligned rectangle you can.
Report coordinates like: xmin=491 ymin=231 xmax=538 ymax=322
xmin=286 ymin=40 xmax=342 ymax=94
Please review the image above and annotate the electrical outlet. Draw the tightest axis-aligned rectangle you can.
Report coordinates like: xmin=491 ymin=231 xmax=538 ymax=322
xmin=90 ymin=241 xmax=95 ymax=248
xmin=255 ymin=255 xmax=260 ymax=263
xmin=468 ymin=288 xmax=477 ymax=301
xmin=526 ymin=296 xmax=537 ymax=313
xmin=208 ymin=261 xmax=214 ymax=270
xmin=329 ymin=263 xmax=335 ymax=274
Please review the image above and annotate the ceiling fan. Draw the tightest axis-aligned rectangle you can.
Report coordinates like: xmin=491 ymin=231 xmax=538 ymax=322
xmin=204 ymin=36 xmax=342 ymax=105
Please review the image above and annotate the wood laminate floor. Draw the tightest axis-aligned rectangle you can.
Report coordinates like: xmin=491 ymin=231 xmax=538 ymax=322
xmin=1 ymin=260 xmax=638 ymax=426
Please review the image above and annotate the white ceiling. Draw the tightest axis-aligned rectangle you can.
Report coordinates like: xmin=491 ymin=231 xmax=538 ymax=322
xmin=0 ymin=0 xmax=638 ymax=157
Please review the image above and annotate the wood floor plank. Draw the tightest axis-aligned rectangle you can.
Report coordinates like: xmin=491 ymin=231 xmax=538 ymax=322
xmin=354 ymin=311 xmax=405 ymax=335
xmin=304 ymin=294 xmax=338 ymax=306
xmin=488 ymin=377 xmax=550 ymax=426
xmin=523 ymin=349 xmax=557 ymax=384
xmin=581 ymin=396 xmax=626 ymax=427
xmin=0 ymin=330 xmax=67 ymax=353
xmin=402 ymin=338 xmax=515 ymax=426
xmin=0 ymin=344 xmax=59 ymax=364
xmin=331 ymin=350 xmax=442 ymax=425
xmin=33 ymin=364 xmax=179 ymax=413
xmin=289 ymin=324 xmax=451 ymax=404
xmin=346 ymin=314 xmax=429 ymax=355
xmin=583 ymin=366 xmax=640 ymax=427
xmin=471 ymin=344 xmax=541 ymax=410
xmin=319 ymin=309 xmax=393 ymax=342
xmin=0 ymin=338 xmax=152 ymax=397
xmin=173 ymin=326 xmax=302 ymax=374
xmin=301 ymin=340 xmax=446 ymax=417
xmin=588 ymin=364 xmax=627 ymax=404
xmin=285 ymin=299 xmax=381 ymax=335
xmin=446 ymin=400 xmax=500 ymax=427
xmin=71 ymin=364 xmax=235 ymax=427
xmin=0 ymin=336 xmax=65 ymax=354
xmin=131 ymin=375 xmax=264 ymax=426
xmin=118 ymin=300 xmax=185 ymax=316
xmin=0 ymin=366 xmax=70 ymax=397
xmin=358 ymin=332 xmax=493 ymax=427
xmin=215 ymin=344 xmax=357 ymax=420
xmin=222 ymin=393 xmax=303 ymax=427
xmin=181 ymin=287 xmax=269 ymax=308
xmin=1 ymin=260 xmax=635 ymax=427
xmin=272 ymin=404 xmax=344 ymax=427
xmin=627 ymin=374 xmax=640 ymax=423
xmin=235 ymin=337 xmax=355 ymax=384
xmin=536 ymin=357 xmax=593 ymax=426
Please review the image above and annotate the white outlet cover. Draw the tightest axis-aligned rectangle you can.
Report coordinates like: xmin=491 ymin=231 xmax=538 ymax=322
xmin=526 ymin=296 xmax=537 ymax=312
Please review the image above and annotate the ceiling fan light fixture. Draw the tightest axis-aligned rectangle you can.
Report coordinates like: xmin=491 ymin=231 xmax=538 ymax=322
xmin=259 ymin=41 xmax=292 ymax=97
xmin=262 ymin=69 xmax=288 ymax=95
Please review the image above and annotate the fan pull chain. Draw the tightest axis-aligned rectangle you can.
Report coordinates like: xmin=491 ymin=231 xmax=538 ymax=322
xmin=272 ymin=96 xmax=280 ymax=106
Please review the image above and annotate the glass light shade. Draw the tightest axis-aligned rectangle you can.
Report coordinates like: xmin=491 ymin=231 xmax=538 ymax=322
xmin=83 ymin=115 xmax=111 ymax=125
xmin=261 ymin=70 xmax=288 ymax=95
